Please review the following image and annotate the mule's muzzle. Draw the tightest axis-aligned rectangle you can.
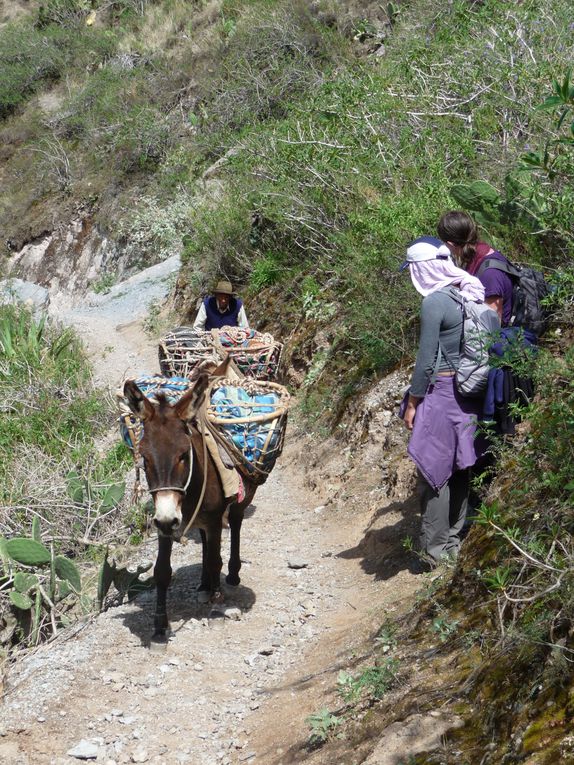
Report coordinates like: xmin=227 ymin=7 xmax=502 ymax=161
xmin=154 ymin=517 xmax=181 ymax=535
xmin=152 ymin=490 xmax=183 ymax=538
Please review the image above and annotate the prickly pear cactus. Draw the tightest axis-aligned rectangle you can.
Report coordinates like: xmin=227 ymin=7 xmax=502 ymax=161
xmin=97 ymin=550 xmax=115 ymax=610
xmin=97 ymin=550 xmax=154 ymax=610
xmin=450 ymin=180 xmax=504 ymax=227
xmin=13 ymin=572 xmax=38 ymax=593
xmin=31 ymin=516 xmax=41 ymax=542
xmin=5 ymin=538 xmax=51 ymax=566
xmin=2 ymin=523 xmax=88 ymax=649
xmin=451 ymin=180 xmax=500 ymax=208
xmin=9 ymin=591 xmax=33 ymax=610
xmin=54 ymin=556 xmax=82 ymax=593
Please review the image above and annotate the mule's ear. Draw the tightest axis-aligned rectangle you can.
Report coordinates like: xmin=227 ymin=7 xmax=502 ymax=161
xmin=174 ymin=374 xmax=210 ymax=421
xmin=211 ymin=354 xmax=232 ymax=378
xmin=123 ymin=380 xmax=155 ymax=420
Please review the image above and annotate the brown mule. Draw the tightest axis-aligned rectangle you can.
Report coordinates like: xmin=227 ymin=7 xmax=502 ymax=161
xmin=123 ymin=365 xmax=256 ymax=642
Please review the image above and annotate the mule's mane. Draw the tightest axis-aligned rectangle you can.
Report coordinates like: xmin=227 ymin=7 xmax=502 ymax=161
xmin=152 ymin=392 xmax=197 ymax=429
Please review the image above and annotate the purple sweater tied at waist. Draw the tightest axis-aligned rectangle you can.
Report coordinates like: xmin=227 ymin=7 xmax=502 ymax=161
xmin=408 ymin=376 xmax=484 ymax=490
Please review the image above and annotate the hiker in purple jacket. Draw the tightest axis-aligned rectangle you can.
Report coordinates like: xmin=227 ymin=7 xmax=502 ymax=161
xmin=437 ymin=211 xmax=513 ymax=326
xmin=193 ymin=280 xmax=250 ymax=332
xmin=438 ymin=210 xmax=539 ymax=439
xmin=400 ymin=237 xmax=486 ymax=565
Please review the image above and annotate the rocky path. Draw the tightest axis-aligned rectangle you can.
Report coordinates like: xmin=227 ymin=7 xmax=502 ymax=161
xmin=1 ymin=462 xmax=364 ymax=765
xmin=0 ymin=260 xmax=421 ymax=765
xmin=46 ymin=254 xmax=181 ymax=388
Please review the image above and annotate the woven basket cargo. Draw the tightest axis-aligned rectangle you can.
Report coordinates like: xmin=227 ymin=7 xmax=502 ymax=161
xmin=159 ymin=326 xmax=246 ymax=379
xmin=158 ymin=327 xmax=221 ymax=378
xmin=212 ymin=327 xmax=283 ymax=381
xmin=205 ymin=378 xmax=290 ymax=485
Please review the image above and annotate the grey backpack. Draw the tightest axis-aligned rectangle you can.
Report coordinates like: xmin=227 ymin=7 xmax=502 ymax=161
xmin=438 ymin=287 xmax=501 ymax=397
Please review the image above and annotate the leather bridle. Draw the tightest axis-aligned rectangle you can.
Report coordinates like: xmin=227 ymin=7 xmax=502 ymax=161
xmin=148 ymin=444 xmax=194 ymax=494
xmin=147 ymin=415 xmax=210 ymax=544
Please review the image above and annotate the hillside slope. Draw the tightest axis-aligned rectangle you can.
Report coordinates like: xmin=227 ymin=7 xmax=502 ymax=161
xmin=1 ymin=1 xmax=573 ymax=763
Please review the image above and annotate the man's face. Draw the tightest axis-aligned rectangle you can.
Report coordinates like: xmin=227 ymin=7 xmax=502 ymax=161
xmin=215 ymin=292 xmax=230 ymax=311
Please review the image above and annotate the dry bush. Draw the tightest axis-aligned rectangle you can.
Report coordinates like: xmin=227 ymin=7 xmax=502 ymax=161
xmin=199 ymin=1 xmax=336 ymax=135
xmin=0 ymin=444 xmax=131 ymax=552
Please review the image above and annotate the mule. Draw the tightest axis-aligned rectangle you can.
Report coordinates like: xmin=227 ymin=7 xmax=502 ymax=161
xmin=123 ymin=368 xmax=256 ymax=642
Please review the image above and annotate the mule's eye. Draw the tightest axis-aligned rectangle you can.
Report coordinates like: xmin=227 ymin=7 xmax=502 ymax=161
xmin=179 ymin=453 xmax=188 ymax=464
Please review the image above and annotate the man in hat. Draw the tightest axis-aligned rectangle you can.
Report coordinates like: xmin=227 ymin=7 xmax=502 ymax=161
xmin=193 ymin=280 xmax=250 ymax=331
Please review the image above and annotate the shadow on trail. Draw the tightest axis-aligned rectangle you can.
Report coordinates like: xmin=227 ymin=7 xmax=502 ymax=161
xmin=336 ymin=493 xmax=423 ymax=580
xmin=114 ymin=557 xmax=256 ymax=646
xmin=244 ymin=502 xmax=257 ymax=519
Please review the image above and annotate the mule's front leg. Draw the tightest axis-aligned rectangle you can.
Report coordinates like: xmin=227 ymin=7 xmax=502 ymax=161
xmin=226 ymin=506 xmax=244 ymax=586
xmin=153 ymin=535 xmax=173 ymax=640
xmin=201 ymin=525 xmax=223 ymax=601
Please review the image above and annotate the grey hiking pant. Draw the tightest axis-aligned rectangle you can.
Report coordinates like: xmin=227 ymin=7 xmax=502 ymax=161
xmin=418 ymin=469 xmax=470 ymax=562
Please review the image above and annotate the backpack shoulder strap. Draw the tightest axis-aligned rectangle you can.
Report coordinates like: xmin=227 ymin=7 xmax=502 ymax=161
xmin=439 ymin=285 xmax=465 ymax=306
xmin=477 ymin=257 xmax=521 ymax=279
xmin=433 ymin=288 xmax=461 ymax=384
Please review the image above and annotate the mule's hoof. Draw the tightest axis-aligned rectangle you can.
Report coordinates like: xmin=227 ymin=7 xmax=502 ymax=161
xmin=225 ymin=573 xmax=240 ymax=587
xmin=208 ymin=604 xmax=226 ymax=619
xmin=197 ymin=589 xmax=211 ymax=604
xmin=150 ymin=632 xmax=169 ymax=651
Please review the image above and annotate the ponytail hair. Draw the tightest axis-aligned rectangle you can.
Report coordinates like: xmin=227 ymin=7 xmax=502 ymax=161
xmin=437 ymin=211 xmax=478 ymax=266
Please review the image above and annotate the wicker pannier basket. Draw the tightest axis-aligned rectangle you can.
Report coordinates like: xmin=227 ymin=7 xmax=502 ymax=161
xmin=205 ymin=378 xmax=290 ymax=485
xmin=212 ymin=327 xmax=283 ymax=381
xmin=158 ymin=327 xmax=220 ymax=378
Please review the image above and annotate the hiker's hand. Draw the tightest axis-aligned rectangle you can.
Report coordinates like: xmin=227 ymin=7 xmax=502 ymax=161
xmin=403 ymin=396 xmax=419 ymax=430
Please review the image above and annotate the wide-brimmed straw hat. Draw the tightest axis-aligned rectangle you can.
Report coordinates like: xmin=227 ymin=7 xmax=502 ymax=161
xmin=214 ymin=280 xmax=234 ymax=295
xmin=399 ymin=236 xmax=449 ymax=271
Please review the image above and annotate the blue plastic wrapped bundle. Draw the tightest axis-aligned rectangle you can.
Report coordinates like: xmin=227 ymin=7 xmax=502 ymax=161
xmin=131 ymin=375 xmax=191 ymax=404
xmin=211 ymin=386 xmax=253 ymax=420
xmin=208 ymin=384 xmax=287 ymax=481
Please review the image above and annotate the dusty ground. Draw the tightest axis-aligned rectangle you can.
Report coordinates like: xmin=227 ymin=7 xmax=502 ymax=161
xmin=0 ymin=263 xmax=447 ymax=765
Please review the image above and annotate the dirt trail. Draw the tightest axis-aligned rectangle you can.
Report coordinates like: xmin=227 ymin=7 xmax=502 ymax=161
xmin=0 ymin=264 xmax=422 ymax=765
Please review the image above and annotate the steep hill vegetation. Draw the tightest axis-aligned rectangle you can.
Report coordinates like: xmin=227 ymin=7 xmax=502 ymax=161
xmin=1 ymin=1 xmax=573 ymax=761
xmin=1 ymin=0 xmax=572 ymax=413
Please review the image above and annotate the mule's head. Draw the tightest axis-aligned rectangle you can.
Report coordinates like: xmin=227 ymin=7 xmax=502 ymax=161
xmin=123 ymin=374 xmax=210 ymax=537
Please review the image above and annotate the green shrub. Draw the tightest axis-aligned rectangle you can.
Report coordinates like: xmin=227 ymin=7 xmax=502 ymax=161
xmin=337 ymin=659 xmax=399 ymax=703
xmin=0 ymin=305 xmax=105 ymax=492
xmin=0 ymin=20 xmax=116 ymax=118
xmin=199 ymin=0 xmax=343 ymax=138
xmin=112 ymin=105 xmax=172 ymax=171
xmin=119 ymin=192 xmax=193 ymax=266
xmin=249 ymin=254 xmax=283 ymax=290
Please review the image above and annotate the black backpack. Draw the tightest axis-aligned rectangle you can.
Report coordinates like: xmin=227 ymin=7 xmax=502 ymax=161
xmin=477 ymin=257 xmax=551 ymax=336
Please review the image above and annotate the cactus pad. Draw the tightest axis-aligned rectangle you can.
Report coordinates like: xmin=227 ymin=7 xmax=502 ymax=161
xmin=6 ymin=538 xmax=51 ymax=566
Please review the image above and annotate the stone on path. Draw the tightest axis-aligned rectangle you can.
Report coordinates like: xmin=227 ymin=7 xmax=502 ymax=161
xmin=67 ymin=739 xmax=100 ymax=760
xmin=287 ymin=558 xmax=309 ymax=569
xmin=131 ymin=746 xmax=149 ymax=763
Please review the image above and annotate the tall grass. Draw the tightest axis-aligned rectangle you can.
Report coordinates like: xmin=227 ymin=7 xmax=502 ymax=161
xmin=0 ymin=305 xmax=105 ymax=492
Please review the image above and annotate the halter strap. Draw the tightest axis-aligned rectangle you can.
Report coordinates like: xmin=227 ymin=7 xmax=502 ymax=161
xmin=149 ymin=444 xmax=194 ymax=494
xmin=179 ymin=410 xmax=210 ymax=544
